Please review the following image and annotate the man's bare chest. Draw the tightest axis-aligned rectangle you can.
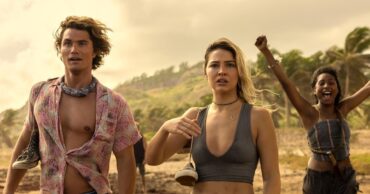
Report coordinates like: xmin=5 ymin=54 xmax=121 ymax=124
xmin=59 ymin=94 xmax=96 ymax=134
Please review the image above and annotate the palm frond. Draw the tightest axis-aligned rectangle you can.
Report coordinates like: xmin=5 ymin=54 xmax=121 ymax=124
xmin=345 ymin=27 xmax=370 ymax=53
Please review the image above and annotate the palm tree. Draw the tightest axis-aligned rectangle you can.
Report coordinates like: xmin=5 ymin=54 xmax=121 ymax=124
xmin=325 ymin=27 xmax=370 ymax=97
xmin=254 ymin=49 xmax=314 ymax=128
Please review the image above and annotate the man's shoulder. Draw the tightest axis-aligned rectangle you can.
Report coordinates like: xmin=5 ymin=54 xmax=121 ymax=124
xmin=47 ymin=77 xmax=59 ymax=82
xmin=29 ymin=77 xmax=61 ymax=94
xmin=98 ymin=82 xmax=128 ymax=105
xmin=32 ymin=77 xmax=58 ymax=88
xmin=30 ymin=80 xmax=48 ymax=90
xmin=110 ymin=90 xmax=128 ymax=106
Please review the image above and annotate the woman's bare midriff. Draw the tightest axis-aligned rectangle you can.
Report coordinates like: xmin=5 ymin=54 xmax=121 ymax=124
xmin=308 ymin=157 xmax=352 ymax=172
xmin=192 ymin=181 xmax=254 ymax=194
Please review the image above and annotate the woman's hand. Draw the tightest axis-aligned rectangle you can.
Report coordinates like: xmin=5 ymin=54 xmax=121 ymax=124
xmin=255 ymin=35 xmax=268 ymax=51
xmin=161 ymin=116 xmax=201 ymax=139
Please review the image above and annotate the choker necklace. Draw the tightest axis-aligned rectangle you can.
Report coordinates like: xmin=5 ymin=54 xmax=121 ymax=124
xmin=60 ymin=76 xmax=97 ymax=97
xmin=212 ymin=98 xmax=239 ymax=106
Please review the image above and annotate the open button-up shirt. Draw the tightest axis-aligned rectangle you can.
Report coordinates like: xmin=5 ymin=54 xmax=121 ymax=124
xmin=24 ymin=77 xmax=141 ymax=194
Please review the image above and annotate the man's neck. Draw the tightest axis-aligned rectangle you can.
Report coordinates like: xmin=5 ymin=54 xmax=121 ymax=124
xmin=64 ymin=71 xmax=93 ymax=89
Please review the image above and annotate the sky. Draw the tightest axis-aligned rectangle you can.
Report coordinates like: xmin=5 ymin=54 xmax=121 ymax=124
xmin=0 ymin=0 xmax=369 ymax=112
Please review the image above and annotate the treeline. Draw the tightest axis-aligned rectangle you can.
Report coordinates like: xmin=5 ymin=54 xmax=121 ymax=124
xmin=121 ymin=27 xmax=370 ymax=132
xmin=0 ymin=27 xmax=369 ymax=147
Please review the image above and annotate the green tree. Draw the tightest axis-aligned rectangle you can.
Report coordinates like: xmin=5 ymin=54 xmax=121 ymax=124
xmin=133 ymin=108 xmax=144 ymax=122
xmin=325 ymin=27 xmax=370 ymax=97
xmin=179 ymin=62 xmax=189 ymax=72
xmin=254 ymin=49 xmax=326 ymax=128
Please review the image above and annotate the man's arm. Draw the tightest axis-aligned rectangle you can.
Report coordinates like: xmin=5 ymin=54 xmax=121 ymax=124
xmin=3 ymin=128 xmax=32 ymax=194
xmin=4 ymin=81 xmax=44 ymax=193
xmin=115 ymin=145 xmax=136 ymax=194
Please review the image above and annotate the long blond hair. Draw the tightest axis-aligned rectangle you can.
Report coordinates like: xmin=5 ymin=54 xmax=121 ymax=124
xmin=204 ymin=37 xmax=256 ymax=104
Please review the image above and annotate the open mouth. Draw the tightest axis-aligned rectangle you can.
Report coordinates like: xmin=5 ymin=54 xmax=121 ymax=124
xmin=216 ymin=78 xmax=228 ymax=84
xmin=68 ymin=57 xmax=82 ymax=62
xmin=322 ymin=91 xmax=332 ymax=100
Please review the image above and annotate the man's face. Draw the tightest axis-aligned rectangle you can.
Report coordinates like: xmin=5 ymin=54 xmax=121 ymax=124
xmin=60 ymin=28 xmax=96 ymax=74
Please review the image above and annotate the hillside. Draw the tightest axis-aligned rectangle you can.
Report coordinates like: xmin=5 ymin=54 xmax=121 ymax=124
xmin=115 ymin=61 xmax=210 ymax=111
xmin=0 ymin=58 xmax=369 ymax=148
xmin=0 ymin=61 xmax=212 ymax=148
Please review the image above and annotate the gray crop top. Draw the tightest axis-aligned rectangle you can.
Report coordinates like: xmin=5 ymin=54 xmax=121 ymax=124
xmin=191 ymin=103 xmax=259 ymax=184
xmin=307 ymin=119 xmax=350 ymax=161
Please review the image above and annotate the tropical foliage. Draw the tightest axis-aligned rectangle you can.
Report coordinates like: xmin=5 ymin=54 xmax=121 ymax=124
xmin=0 ymin=27 xmax=369 ymax=147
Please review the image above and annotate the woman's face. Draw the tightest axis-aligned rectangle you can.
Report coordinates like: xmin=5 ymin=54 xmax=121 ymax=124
xmin=313 ymin=73 xmax=339 ymax=105
xmin=205 ymin=48 xmax=239 ymax=94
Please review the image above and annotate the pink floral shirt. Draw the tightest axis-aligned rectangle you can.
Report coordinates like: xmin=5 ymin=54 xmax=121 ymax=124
xmin=24 ymin=77 xmax=141 ymax=194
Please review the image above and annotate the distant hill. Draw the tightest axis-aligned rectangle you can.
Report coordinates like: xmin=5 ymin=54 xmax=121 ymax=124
xmin=113 ymin=61 xmax=212 ymax=131
xmin=0 ymin=104 xmax=27 ymax=148
xmin=1 ymin=57 xmax=369 ymax=148
xmin=0 ymin=61 xmax=212 ymax=148
xmin=115 ymin=62 xmax=210 ymax=111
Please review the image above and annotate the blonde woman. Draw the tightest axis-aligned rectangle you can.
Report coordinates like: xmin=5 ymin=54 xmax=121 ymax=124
xmin=146 ymin=38 xmax=281 ymax=194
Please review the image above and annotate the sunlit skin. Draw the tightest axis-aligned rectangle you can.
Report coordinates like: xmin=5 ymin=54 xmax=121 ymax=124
xmin=60 ymin=28 xmax=96 ymax=89
xmin=146 ymin=45 xmax=280 ymax=194
xmin=205 ymin=49 xmax=239 ymax=102
xmin=313 ymin=73 xmax=339 ymax=106
xmin=193 ymin=49 xmax=254 ymax=193
xmin=309 ymin=72 xmax=348 ymax=171
xmin=59 ymin=28 xmax=137 ymax=194
xmin=256 ymin=35 xmax=370 ymax=173
xmin=59 ymin=28 xmax=98 ymax=193
xmin=3 ymin=28 xmax=99 ymax=194
xmin=4 ymin=17 xmax=137 ymax=194
xmin=60 ymin=92 xmax=97 ymax=193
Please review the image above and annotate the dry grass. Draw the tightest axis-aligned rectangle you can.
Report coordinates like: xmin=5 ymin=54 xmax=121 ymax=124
xmin=0 ymin=148 xmax=11 ymax=169
xmin=351 ymin=153 xmax=370 ymax=175
xmin=0 ymin=128 xmax=369 ymax=194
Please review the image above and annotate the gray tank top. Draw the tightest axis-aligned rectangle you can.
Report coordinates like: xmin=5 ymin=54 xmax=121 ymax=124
xmin=307 ymin=119 xmax=350 ymax=161
xmin=192 ymin=103 xmax=259 ymax=183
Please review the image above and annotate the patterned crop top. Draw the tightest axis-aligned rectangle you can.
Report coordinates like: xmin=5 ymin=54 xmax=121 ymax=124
xmin=307 ymin=119 xmax=350 ymax=161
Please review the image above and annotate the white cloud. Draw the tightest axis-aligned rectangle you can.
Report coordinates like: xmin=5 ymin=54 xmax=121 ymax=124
xmin=0 ymin=0 xmax=369 ymax=111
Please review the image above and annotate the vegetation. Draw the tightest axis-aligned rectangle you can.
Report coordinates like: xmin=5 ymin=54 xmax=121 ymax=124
xmin=279 ymin=153 xmax=370 ymax=175
xmin=0 ymin=27 xmax=369 ymax=148
xmin=351 ymin=153 xmax=370 ymax=174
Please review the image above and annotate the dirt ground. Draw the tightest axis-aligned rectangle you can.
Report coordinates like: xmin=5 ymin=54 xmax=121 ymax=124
xmin=0 ymin=128 xmax=369 ymax=194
